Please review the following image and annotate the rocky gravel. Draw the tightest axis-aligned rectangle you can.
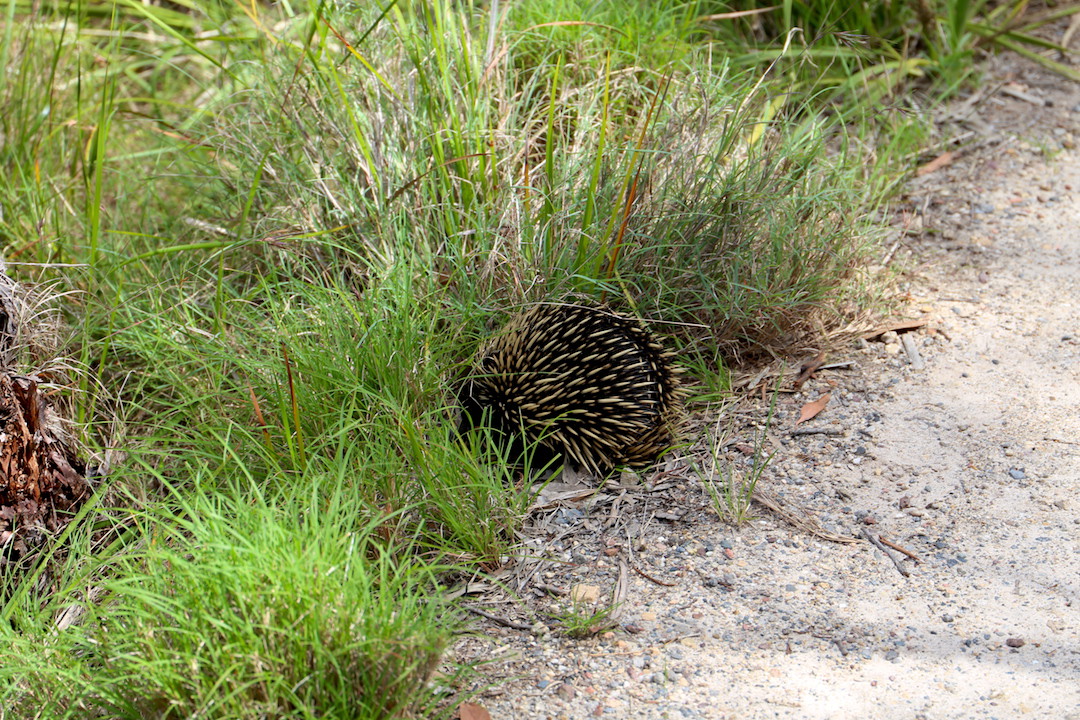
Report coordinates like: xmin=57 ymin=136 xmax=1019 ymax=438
xmin=453 ymin=53 xmax=1080 ymax=720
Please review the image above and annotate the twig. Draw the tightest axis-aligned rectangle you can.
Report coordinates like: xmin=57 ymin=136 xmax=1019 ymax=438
xmin=464 ymin=605 xmax=533 ymax=631
xmin=860 ymin=528 xmax=911 ymax=577
xmin=793 ymin=351 xmax=826 ymax=391
xmin=930 ymin=326 xmax=952 ymax=342
xmin=751 ymin=489 xmax=857 ymax=545
xmin=880 ymin=238 xmax=902 ymax=266
xmin=999 ymin=84 xmax=1046 ymax=106
xmin=862 ymin=320 xmax=928 ymax=340
xmin=588 ymin=648 xmax=644 ymax=658
xmin=611 ymin=561 xmax=630 ymax=621
xmin=901 ymin=333 xmax=925 ymax=370
xmin=629 ymin=561 xmax=677 ymax=587
xmin=790 ymin=427 xmax=845 ymax=437
xmin=533 ymin=582 xmax=568 ymax=597
xmin=811 ymin=632 xmax=848 ymax=656
xmin=878 ymin=535 xmax=922 ymax=563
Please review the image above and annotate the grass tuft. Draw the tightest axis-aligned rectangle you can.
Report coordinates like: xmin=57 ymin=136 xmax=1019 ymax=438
xmin=3 ymin=468 xmax=461 ymax=719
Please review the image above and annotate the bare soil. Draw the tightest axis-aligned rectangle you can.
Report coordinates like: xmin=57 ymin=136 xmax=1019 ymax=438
xmin=454 ymin=54 xmax=1080 ymax=720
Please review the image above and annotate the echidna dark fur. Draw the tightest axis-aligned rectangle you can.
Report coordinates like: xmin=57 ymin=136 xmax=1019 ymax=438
xmin=458 ymin=304 xmax=685 ymax=475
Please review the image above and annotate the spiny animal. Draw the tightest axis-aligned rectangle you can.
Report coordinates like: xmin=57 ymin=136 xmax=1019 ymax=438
xmin=458 ymin=304 xmax=685 ymax=475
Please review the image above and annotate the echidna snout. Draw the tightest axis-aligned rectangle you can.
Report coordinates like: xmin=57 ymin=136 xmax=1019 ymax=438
xmin=459 ymin=304 xmax=685 ymax=474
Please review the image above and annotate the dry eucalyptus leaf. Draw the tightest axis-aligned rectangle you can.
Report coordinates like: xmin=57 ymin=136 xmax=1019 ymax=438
xmin=796 ymin=393 xmax=831 ymax=425
xmin=459 ymin=702 xmax=492 ymax=720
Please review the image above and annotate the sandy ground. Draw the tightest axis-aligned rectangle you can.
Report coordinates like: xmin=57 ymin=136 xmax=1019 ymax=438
xmin=454 ymin=55 xmax=1080 ymax=720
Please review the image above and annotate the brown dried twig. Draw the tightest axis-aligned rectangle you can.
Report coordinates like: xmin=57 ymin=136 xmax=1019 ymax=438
xmin=789 ymin=427 xmax=845 ymax=437
xmin=878 ymin=535 xmax=922 ymax=563
xmin=463 ymin=605 xmax=533 ymax=631
xmin=752 ymin=489 xmax=857 ymax=544
xmin=792 ymin=351 xmax=826 ymax=390
xmin=629 ymin=561 xmax=677 ymax=587
xmin=861 ymin=528 xmax=911 ymax=577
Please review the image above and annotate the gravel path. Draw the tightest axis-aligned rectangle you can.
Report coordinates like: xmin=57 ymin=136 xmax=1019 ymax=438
xmin=454 ymin=55 xmax=1080 ymax=720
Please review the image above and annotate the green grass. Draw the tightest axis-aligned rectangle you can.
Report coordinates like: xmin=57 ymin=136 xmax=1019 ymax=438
xmin=701 ymin=390 xmax=779 ymax=524
xmin=1 ymin=0 xmax=1069 ymax=715
xmin=3 ymin=469 xmax=462 ymax=718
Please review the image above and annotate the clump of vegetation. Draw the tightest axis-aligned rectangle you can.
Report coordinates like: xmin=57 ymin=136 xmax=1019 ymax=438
xmin=4 ymin=472 xmax=459 ymax=718
xmin=549 ymin=595 xmax=621 ymax=639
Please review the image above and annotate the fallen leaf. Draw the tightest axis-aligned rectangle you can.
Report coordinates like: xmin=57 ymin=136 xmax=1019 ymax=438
xmin=459 ymin=702 xmax=491 ymax=720
xmin=916 ymin=151 xmax=954 ymax=176
xmin=796 ymin=393 xmax=831 ymax=425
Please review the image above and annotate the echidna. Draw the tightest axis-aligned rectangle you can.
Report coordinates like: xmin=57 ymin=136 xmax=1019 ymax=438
xmin=458 ymin=304 xmax=685 ymax=475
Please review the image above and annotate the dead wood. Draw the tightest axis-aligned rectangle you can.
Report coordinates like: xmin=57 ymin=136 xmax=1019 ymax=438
xmin=0 ymin=372 xmax=91 ymax=564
